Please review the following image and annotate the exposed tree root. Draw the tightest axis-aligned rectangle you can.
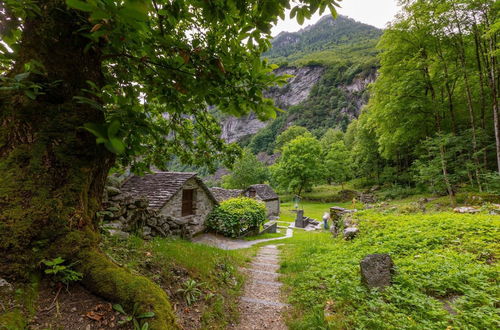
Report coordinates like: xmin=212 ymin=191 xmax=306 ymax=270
xmin=78 ymin=248 xmax=180 ymax=329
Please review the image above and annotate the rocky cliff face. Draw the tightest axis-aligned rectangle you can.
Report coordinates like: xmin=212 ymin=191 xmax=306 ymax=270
xmin=266 ymin=66 xmax=326 ymax=109
xmin=220 ymin=65 xmax=325 ymax=143
xmin=339 ymin=71 xmax=377 ymax=120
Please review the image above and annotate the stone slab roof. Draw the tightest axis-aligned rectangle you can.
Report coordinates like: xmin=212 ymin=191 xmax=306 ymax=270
xmin=121 ymin=172 xmax=216 ymax=210
xmin=209 ymin=187 xmax=243 ymax=203
xmin=246 ymin=184 xmax=279 ymax=201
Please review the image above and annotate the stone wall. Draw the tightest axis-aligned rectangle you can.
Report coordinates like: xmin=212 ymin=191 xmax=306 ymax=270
xmin=264 ymin=199 xmax=280 ymax=217
xmin=98 ymin=177 xmax=215 ymax=240
xmin=159 ymin=178 xmax=216 ymax=235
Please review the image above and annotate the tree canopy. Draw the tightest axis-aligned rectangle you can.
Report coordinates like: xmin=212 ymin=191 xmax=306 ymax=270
xmin=222 ymin=148 xmax=269 ymax=189
xmin=271 ymin=135 xmax=323 ymax=195
xmin=0 ymin=0 xmax=341 ymax=173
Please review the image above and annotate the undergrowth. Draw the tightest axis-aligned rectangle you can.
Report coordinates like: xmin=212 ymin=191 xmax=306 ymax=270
xmin=279 ymin=211 xmax=499 ymax=329
xmin=102 ymin=235 xmax=251 ymax=329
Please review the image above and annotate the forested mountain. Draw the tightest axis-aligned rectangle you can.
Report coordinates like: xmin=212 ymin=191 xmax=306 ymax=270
xmin=219 ymin=15 xmax=382 ymax=154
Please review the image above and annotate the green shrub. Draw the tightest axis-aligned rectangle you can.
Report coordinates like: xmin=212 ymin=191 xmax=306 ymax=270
xmin=206 ymin=197 xmax=267 ymax=238
xmin=376 ymin=185 xmax=421 ymax=200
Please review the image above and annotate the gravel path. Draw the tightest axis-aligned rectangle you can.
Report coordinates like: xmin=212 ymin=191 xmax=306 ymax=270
xmin=230 ymin=244 xmax=289 ymax=330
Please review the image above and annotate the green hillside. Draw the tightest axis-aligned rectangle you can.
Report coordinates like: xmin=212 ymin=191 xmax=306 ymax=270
xmin=264 ymin=15 xmax=382 ymax=66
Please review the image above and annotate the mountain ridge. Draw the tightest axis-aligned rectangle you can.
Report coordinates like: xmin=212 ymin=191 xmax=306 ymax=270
xmin=264 ymin=15 xmax=383 ymax=66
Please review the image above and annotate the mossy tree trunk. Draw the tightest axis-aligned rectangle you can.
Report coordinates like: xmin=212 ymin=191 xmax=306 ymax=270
xmin=0 ymin=1 xmax=178 ymax=327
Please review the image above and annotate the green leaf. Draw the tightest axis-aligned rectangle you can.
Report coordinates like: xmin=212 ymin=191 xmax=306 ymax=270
xmin=66 ymin=0 xmax=95 ymax=12
xmin=112 ymin=304 xmax=126 ymax=315
xmin=107 ymin=120 xmax=120 ymax=138
xmin=24 ymin=90 xmax=36 ymax=100
xmin=119 ymin=1 xmax=149 ymax=22
xmin=105 ymin=137 xmax=126 ymax=154
xmin=137 ymin=312 xmax=155 ymax=319
xmin=14 ymin=72 xmax=29 ymax=82
xmin=83 ymin=122 xmax=107 ymax=140
xmin=296 ymin=10 xmax=304 ymax=25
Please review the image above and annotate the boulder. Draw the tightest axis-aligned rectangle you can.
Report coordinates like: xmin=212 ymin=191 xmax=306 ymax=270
xmin=106 ymin=186 xmax=122 ymax=197
xmin=360 ymin=193 xmax=376 ymax=204
xmin=0 ymin=277 xmax=13 ymax=294
xmin=329 ymin=224 xmax=338 ymax=237
xmin=103 ymin=221 xmax=123 ymax=230
xmin=360 ymin=254 xmax=394 ymax=289
xmin=173 ymin=217 xmax=189 ymax=225
xmin=111 ymin=192 xmax=132 ymax=202
xmin=343 ymin=227 xmax=359 ymax=240
xmin=108 ymin=229 xmax=130 ymax=240
xmin=142 ymin=226 xmax=152 ymax=237
xmin=453 ymin=206 xmax=480 ymax=214
xmin=343 ymin=216 xmax=356 ymax=227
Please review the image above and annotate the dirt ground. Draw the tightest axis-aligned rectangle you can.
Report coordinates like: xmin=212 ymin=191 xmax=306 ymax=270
xmin=29 ymin=283 xmax=132 ymax=330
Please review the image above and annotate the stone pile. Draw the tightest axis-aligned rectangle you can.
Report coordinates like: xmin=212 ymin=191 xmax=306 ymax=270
xmin=98 ymin=178 xmax=193 ymax=240
xmin=329 ymin=207 xmax=359 ymax=239
xmin=359 ymin=193 xmax=376 ymax=204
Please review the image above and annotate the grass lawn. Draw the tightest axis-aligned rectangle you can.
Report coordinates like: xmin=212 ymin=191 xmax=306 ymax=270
xmin=278 ymin=210 xmax=500 ymax=329
xmin=243 ymin=231 xmax=286 ymax=241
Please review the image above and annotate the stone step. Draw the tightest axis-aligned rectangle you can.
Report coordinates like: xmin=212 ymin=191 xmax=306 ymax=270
xmin=251 ymin=279 xmax=282 ymax=287
xmin=240 ymin=297 xmax=290 ymax=308
xmin=243 ymin=281 xmax=282 ymax=302
xmin=244 ymin=268 xmax=276 ymax=275
xmin=253 ymin=256 xmax=279 ymax=263
xmin=242 ymin=268 xmax=279 ymax=282
xmin=250 ymin=262 xmax=280 ymax=272
xmin=231 ymin=299 xmax=288 ymax=330
xmin=257 ymin=252 xmax=280 ymax=258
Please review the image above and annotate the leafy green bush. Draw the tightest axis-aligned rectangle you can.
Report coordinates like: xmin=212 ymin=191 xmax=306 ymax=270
xmin=376 ymin=185 xmax=422 ymax=200
xmin=206 ymin=197 xmax=266 ymax=238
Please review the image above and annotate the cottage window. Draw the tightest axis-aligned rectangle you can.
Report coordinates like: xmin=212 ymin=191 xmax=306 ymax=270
xmin=181 ymin=189 xmax=196 ymax=216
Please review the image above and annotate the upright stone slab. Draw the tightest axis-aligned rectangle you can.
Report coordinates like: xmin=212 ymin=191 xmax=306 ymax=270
xmin=329 ymin=206 xmax=346 ymax=236
xmin=294 ymin=210 xmax=305 ymax=228
xmin=360 ymin=254 xmax=394 ymax=289
xmin=260 ymin=221 xmax=278 ymax=234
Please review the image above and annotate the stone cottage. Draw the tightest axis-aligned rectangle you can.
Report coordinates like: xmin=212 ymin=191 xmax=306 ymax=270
xmin=243 ymin=184 xmax=280 ymax=217
xmin=120 ymin=172 xmax=218 ymax=235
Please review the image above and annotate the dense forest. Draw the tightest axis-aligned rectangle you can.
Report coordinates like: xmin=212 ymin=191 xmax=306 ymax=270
xmin=223 ymin=0 xmax=500 ymax=204
xmin=349 ymin=0 xmax=499 ymax=200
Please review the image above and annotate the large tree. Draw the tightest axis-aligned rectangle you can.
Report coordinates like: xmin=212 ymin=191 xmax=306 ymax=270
xmin=0 ymin=0 xmax=340 ymax=327
xmin=271 ymin=135 xmax=324 ymax=195
xmin=222 ymin=148 xmax=269 ymax=189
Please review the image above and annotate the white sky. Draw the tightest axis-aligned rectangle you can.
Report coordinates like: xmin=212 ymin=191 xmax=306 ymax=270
xmin=271 ymin=0 xmax=401 ymax=36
